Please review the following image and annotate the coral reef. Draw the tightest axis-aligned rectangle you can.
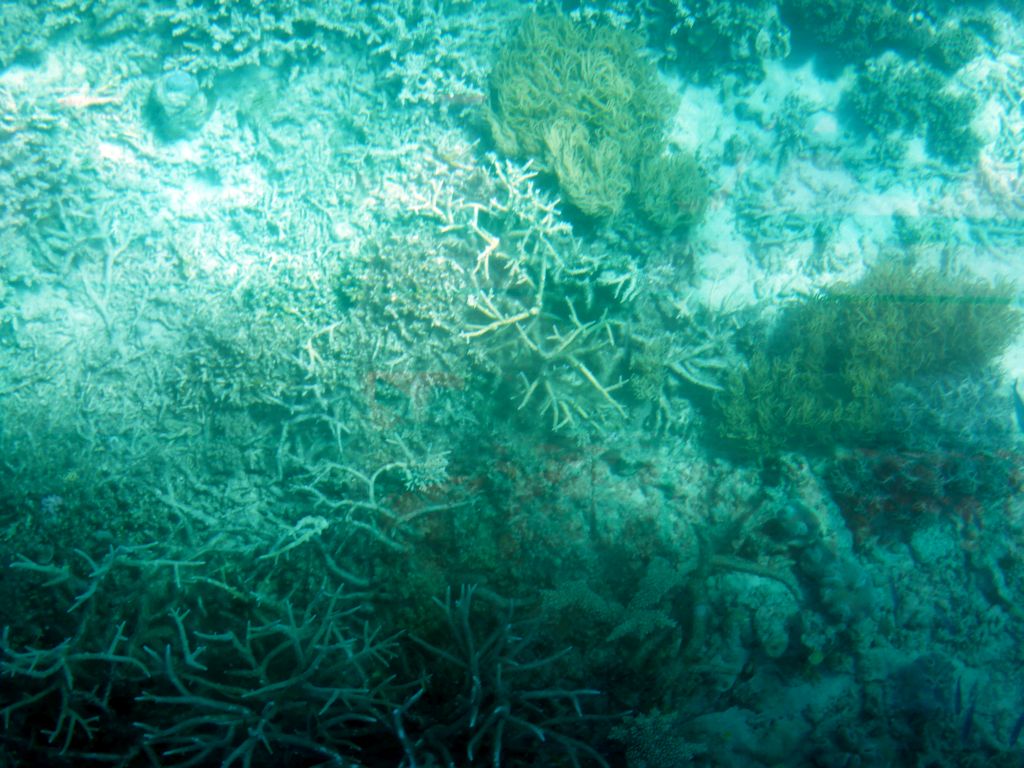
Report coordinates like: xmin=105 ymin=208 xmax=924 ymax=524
xmin=634 ymin=151 xmax=710 ymax=233
xmin=3 ymin=3 xmax=1024 ymax=767
xmin=0 ymin=540 xmax=606 ymax=767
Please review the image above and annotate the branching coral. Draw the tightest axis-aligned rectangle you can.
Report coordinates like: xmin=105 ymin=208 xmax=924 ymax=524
xmin=399 ymin=585 xmax=609 ymax=767
xmin=398 ymin=151 xmax=633 ymax=432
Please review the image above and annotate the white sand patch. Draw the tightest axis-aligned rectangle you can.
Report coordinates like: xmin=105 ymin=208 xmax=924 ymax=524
xmin=669 ymin=81 xmax=727 ymax=155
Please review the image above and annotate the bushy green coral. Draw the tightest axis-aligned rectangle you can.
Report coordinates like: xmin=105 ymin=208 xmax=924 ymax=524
xmin=486 ymin=13 xmax=707 ymax=230
xmin=634 ymin=151 xmax=710 ymax=233
xmin=544 ymin=118 xmax=633 ymax=219
xmin=487 ymin=14 xmax=673 ymax=159
xmin=717 ymin=264 xmax=1021 ymax=456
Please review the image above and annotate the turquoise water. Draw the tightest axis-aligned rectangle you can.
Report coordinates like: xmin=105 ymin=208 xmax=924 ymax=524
xmin=1 ymin=1 xmax=1023 ymax=766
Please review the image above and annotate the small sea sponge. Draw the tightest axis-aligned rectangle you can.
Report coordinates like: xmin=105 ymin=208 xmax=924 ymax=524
xmin=148 ymin=70 xmax=209 ymax=140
